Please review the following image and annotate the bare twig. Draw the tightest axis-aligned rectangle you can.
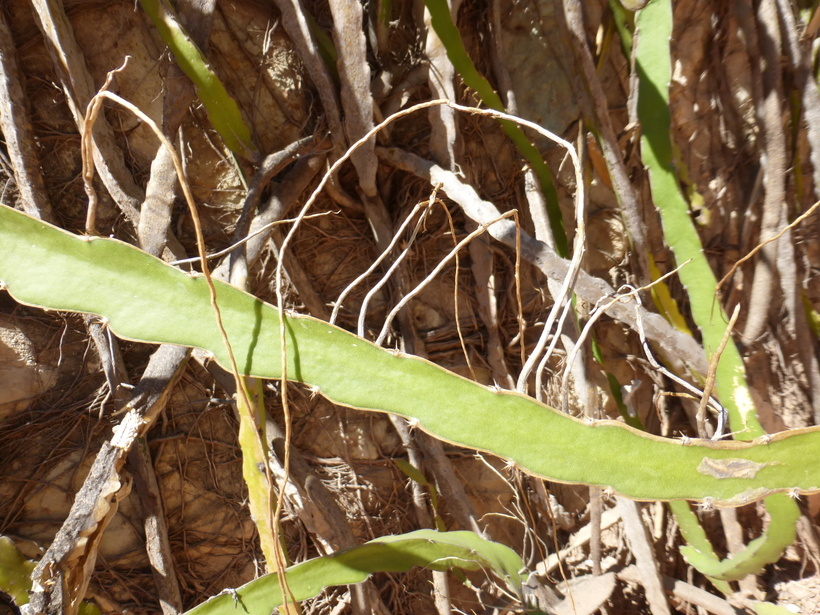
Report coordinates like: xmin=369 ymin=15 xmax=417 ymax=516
xmin=375 ymin=211 xmax=517 ymax=346
xmin=741 ymin=0 xmax=788 ymax=342
xmin=272 ymin=0 xmax=344 ymax=153
xmin=554 ymin=0 xmax=649 ymax=283
xmin=29 ymin=0 xmax=143 ymax=225
xmin=775 ymin=0 xmax=820 ymax=200
xmin=630 ymin=284 xmax=728 ymax=438
xmin=0 ymin=12 xmax=55 ymax=223
xmin=378 ymin=143 xmax=709 ymax=375
xmin=356 ymin=201 xmax=431 ymax=337
xmin=696 ymin=304 xmax=741 ymax=438
xmin=617 ymin=498 xmax=671 ymax=615
xmin=468 ymin=226 xmax=516 ymax=389
xmin=128 ymin=440 xmax=183 ymax=615
xmin=716 ymin=198 xmax=820 ymax=296
xmin=228 ymin=136 xmax=320 ymax=288
xmin=617 ymin=566 xmax=745 ymax=615
xmin=85 ymin=89 xmax=287 ymax=586
xmin=535 ymin=508 xmax=622 ymax=576
xmin=328 ymin=0 xmax=378 ymax=197
xmin=340 ymin=203 xmax=430 ymax=337
xmin=80 ymin=64 xmax=129 ymax=234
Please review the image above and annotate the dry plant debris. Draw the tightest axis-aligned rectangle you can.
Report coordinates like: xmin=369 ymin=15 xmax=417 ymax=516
xmin=0 ymin=0 xmax=818 ymax=614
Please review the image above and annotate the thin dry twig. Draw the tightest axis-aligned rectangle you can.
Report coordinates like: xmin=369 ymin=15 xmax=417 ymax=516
xmin=555 ymin=0 xmax=649 ymax=283
xmin=0 ymin=12 xmax=55 ymax=223
xmin=30 ymin=0 xmax=142 ymax=225
xmin=83 ymin=86 xmax=290 ymax=592
xmin=630 ymin=285 xmax=728 ymax=439
xmin=696 ymin=304 xmax=741 ymax=438
xmin=452 ymin=207 xmax=479 ymax=382
xmin=617 ymin=498 xmax=672 ymax=615
xmin=426 ymin=103 xmax=587 ymax=395
xmin=329 ymin=199 xmax=426 ymax=331
xmin=356 ymin=200 xmax=432 ymax=338
xmin=171 ymin=210 xmax=333 ymax=268
xmin=272 ymin=0 xmax=344 ymax=153
xmin=741 ymin=0 xmax=789 ymax=342
xmin=378 ymin=144 xmax=709 ymax=375
xmin=559 ymin=262 xmax=696 ymax=416
xmin=80 ymin=66 xmax=121 ymax=235
xmin=376 ymin=210 xmax=518 ymax=346
xmin=716 ymin=198 xmax=820 ymax=295
xmin=533 ymin=287 xmax=577 ymax=403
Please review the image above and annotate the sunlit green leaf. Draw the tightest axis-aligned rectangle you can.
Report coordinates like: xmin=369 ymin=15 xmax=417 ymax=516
xmin=184 ymin=530 xmax=524 ymax=615
xmin=2 ymin=205 xmax=820 ymax=507
xmin=635 ymin=0 xmax=800 ymax=581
